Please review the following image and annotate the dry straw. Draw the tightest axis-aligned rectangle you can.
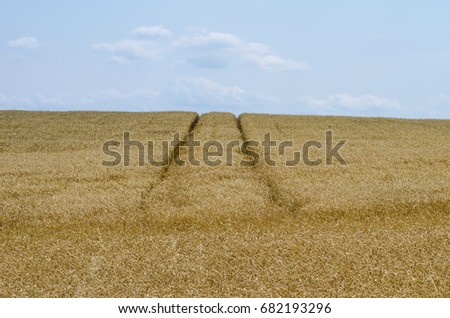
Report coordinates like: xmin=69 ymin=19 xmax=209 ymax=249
xmin=1 ymin=110 xmax=449 ymax=297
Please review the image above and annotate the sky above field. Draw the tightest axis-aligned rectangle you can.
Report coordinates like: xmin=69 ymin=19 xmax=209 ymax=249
xmin=1 ymin=0 xmax=449 ymax=118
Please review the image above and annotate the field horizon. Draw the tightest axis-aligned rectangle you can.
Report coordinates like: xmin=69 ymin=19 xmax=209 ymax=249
xmin=1 ymin=110 xmax=449 ymax=297
xmin=3 ymin=109 xmax=450 ymax=121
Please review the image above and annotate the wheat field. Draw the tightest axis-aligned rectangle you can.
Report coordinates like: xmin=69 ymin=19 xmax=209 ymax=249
xmin=1 ymin=110 xmax=449 ymax=297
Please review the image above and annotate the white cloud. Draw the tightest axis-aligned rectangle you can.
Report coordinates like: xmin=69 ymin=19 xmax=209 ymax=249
xmin=244 ymin=54 xmax=309 ymax=71
xmin=164 ymin=76 xmax=245 ymax=106
xmin=92 ymin=40 xmax=161 ymax=61
xmin=296 ymin=93 xmax=401 ymax=116
xmin=0 ymin=94 xmax=35 ymax=109
xmin=171 ymin=30 xmax=307 ymax=71
xmin=159 ymin=77 xmax=280 ymax=114
xmin=93 ymin=27 xmax=308 ymax=71
xmin=79 ymin=88 xmax=160 ymax=111
xmin=0 ymin=94 xmax=68 ymax=110
xmin=8 ymin=37 xmax=43 ymax=48
xmin=132 ymin=25 xmax=172 ymax=37
xmin=0 ymin=88 xmax=161 ymax=111
xmin=2 ymin=79 xmax=245 ymax=112
xmin=87 ymin=88 xmax=159 ymax=103
xmin=184 ymin=54 xmax=230 ymax=68
xmin=331 ymin=93 xmax=400 ymax=109
xmin=172 ymin=32 xmax=240 ymax=49
xmin=3 ymin=89 xmax=449 ymax=118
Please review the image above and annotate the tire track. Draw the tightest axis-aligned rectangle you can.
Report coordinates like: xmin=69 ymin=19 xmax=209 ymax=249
xmin=160 ymin=114 xmax=200 ymax=181
xmin=138 ymin=112 xmax=267 ymax=220
xmin=138 ymin=112 xmax=305 ymax=219
xmin=237 ymin=114 xmax=308 ymax=213
xmin=138 ymin=113 xmax=199 ymax=209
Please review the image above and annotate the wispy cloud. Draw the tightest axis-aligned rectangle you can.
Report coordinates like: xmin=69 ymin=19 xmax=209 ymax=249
xmin=0 ymin=94 xmax=64 ymax=110
xmin=172 ymin=31 xmax=240 ymax=49
xmin=79 ymin=88 xmax=160 ymax=110
xmin=93 ymin=27 xmax=308 ymax=71
xmin=8 ymin=36 xmax=44 ymax=48
xmin=0 ymin=94 xmax=35 ymax=108
xmin=1 ymin=77 xmax=279 ymax=112
xmin=92 ymin=40 xmax=161 ymax=62
xmin=244 ymin=54 xmax=309 ymax=71
xmin=160 ymin=76 xmax=280 ymax=113
xmin=164 ymin=76 xmax=245 ymax=106
xmin=0 ymin=89 xmax=160 ymax=111
xmin=132 ymin=25 xmax=172 ymax=37
xmin=4 ymin=89 xmax=450 ymax=118
xmin=83 ymin=88 xmax=159 ymax=103
xmin=171 ymin=30 xmax=308 ymax=71
xmin=296 ymin=93 xmax=401 ymax=116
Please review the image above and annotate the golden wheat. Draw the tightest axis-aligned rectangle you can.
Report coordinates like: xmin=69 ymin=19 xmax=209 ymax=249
xmin=1 ymin=110 xmax=449 ymax=297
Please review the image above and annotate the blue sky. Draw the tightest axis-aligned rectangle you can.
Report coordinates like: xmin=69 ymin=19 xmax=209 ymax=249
xmin=1 ymin=0 xmax=449 ymax=118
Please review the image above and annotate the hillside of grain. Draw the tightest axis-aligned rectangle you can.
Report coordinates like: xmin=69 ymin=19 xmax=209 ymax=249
xmin=1 ymin=110 xmax=449 ymax=297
